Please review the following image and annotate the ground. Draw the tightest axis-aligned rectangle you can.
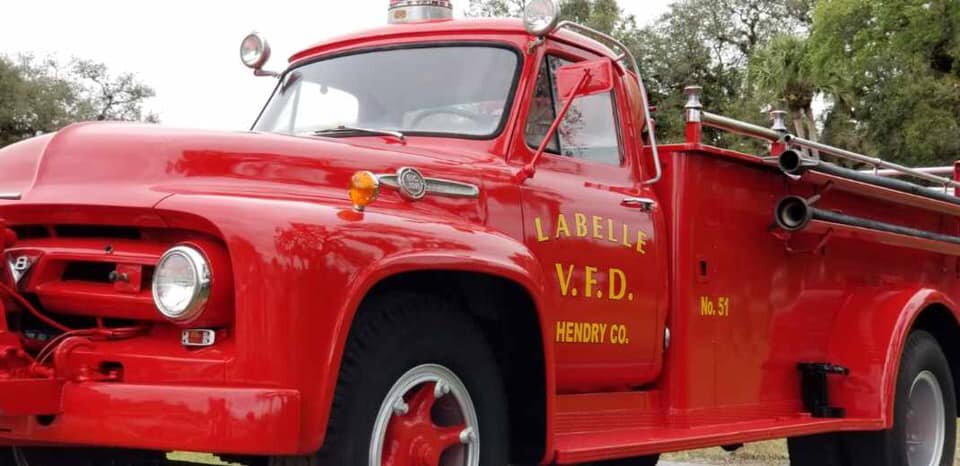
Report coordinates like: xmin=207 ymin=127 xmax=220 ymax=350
xmin=169 ymin=434 xmax=960 ymax=465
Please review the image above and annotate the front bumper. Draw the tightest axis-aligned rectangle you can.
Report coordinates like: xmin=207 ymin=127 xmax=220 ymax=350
xmin=0 ymin=381 xmax=301 ymax=455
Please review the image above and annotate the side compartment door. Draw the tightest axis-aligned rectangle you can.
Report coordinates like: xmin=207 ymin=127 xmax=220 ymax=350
xmin=516 ymin=50 xmax=666 ymax=393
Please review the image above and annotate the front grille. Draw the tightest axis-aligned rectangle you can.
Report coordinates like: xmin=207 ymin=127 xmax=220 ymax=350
xmin=12 ymin=225 xmax=142 ymax=240
xmin=62 ymin=261 xmax=117 ymax=283
xmin=54 ymin=225 xmax=141 ymax=240
xmin=5 ymin=229 xmax=169 ymax=322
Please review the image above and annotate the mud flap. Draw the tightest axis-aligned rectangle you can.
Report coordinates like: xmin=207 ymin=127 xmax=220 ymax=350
xmin=797 ymin=362 xmax=849 ymax=418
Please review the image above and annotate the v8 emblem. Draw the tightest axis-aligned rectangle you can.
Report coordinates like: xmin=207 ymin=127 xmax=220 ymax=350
xmin=9 ymin=255 xmax=33 ymax=284
xmin=13 ymin=256 xmax=31 ymax=272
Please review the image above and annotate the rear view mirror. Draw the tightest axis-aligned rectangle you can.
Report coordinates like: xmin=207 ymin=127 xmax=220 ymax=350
xmin=555 ymin=59 xmax=616 ymax=102
xmin=519 ymin=58 xmax=618 ymax=182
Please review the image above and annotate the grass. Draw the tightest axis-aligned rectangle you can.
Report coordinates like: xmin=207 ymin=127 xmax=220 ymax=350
xmin=166 ymin=452 xmax=232 ymax=465
xmin=662 ymin=440 xmax=790 ymax=465
xmin=169 ymin=429 xmax=960 ymax=465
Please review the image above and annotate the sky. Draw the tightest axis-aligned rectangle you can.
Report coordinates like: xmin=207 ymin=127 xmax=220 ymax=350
xmin=0 ymin=0 xmax=672 ymax=131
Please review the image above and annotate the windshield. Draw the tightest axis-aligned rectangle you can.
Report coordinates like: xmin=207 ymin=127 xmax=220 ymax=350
xmin=254 ymin=45 xmax=520 ymax=138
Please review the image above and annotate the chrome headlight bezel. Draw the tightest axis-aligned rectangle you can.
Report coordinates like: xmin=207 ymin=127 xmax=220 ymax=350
xmin=152 ymin=245 xmax=211 ymax=322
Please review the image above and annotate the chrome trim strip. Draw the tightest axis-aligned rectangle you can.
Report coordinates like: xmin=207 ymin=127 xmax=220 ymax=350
xmin=0 ymin=193 xmax=22 ymax=201
xmin=377 ymin=173 xmax=480 ymax=199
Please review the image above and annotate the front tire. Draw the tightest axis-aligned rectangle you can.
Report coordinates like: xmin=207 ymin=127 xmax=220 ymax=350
xmin=316 ymin=292 xmax=509 ymax=466
xmin=789 ymin=330 xmax=956 ymax=466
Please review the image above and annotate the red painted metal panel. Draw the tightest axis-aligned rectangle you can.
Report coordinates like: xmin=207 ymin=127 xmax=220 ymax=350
xmin=0 ymin=384 xmax=301 ymax=455
xmin=0 ymin=379 xmax=63 ymax=416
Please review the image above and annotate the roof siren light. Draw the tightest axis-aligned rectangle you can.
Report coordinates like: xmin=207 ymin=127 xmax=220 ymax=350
xmin=523 ymin=0 xmax=562 ymax=36
xmin=389 ymin=0 xmax=454 ymax=24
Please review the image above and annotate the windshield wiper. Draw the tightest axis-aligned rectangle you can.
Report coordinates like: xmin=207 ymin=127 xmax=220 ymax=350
xmin=313 ymin=126 xmax=405 ymax=141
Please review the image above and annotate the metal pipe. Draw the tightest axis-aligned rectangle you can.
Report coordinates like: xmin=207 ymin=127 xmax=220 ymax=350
xmin=784 ymin=135 xmax=960 ymax=188
xmin=778 ymin=150 xmax=960 ymax=208
xmin=702 ymin=112 xmax=783 ymax=142
xmin=862 ymin=167 xmax=954 ymax=178
xmin=695 ymin=102 xmax=960 ymax=189
xmin=775 ymin=196 xmax=960 ymax=246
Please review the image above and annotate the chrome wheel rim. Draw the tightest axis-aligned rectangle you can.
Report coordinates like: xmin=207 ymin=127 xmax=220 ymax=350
xmin=370 ymin=364 xmax=480 ymax=466
xmin=906 ymin=370 xmax=946 ymax=466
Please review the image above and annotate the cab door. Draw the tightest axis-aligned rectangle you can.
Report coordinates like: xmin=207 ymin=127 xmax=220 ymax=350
xmin=515 ymin=46 xmax=666 ymax=393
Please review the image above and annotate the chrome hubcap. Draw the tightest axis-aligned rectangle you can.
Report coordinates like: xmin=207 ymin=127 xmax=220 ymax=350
xmin=370 ymin=364 xmax=480 ymax=466
xmin=906 ymin=370 xmax=945 ymax=466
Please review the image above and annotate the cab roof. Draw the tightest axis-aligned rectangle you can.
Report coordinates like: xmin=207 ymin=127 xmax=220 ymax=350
xmin=288 ymin=18 xmax=618 ymax=66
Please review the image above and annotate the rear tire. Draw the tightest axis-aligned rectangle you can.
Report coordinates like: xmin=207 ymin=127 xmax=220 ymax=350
xmin=789 ymin=330 xmax=956 ymax=466
xmin=316 ymin=292 xmax=509 ymax=466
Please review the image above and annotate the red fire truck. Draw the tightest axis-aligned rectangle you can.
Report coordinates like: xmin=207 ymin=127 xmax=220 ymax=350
xmin=0 ymin=1 xmax=957 ymax=465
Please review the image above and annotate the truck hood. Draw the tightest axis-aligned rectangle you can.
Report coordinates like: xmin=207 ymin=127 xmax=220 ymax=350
xmin=0 ymin=122 xmax=500 ymax=209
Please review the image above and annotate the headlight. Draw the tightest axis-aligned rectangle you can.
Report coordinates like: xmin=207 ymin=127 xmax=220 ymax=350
xmin=152 ymin=245 xmax=211 ymax=322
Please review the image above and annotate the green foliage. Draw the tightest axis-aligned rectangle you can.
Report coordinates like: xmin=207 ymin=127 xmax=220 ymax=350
xmin=808 ymin=0 xmax=960 ymax=165
xmin=637 ymin=0 xmax=810 ymax=147
xmin=0 ymin=55 xmax=157 ymax=148
xmin=466 ymin=0 xmax=527 ymax=18
xmin=747 ymin=35 xmax=818 ymax=141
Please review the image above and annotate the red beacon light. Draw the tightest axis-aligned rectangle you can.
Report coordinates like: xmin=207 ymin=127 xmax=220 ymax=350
xmin=388 ymin=0 xmax=454 ymax=24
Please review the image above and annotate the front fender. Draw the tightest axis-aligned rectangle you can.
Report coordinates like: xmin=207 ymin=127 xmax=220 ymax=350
xmin=827 ymin=287 xmax=958 ymax=426
xmin=155 ymin=194 xmax=551 ymax=454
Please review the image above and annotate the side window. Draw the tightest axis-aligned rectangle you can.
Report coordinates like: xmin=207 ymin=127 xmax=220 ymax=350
xmin=524 ymin=56 xmax=623 ymax=166
xmin=524 ymin=58 xmax=561 ymax=153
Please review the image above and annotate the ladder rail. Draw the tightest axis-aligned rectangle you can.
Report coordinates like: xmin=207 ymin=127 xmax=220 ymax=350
xmin=687 ymin=88 xmax=960 ymax=189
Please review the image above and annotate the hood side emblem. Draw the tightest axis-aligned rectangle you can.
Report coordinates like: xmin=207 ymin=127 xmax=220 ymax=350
xmin=377 ymin=167 xmax=480 ymax=200
xmin=9 ymin=255 xmax=33 ymax=284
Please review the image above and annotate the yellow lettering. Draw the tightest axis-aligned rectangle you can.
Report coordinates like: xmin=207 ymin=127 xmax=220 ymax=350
xmin=555 ymin=214 xmax=570 ymax=239
xmin=609 ymin=324 xmax=630 ymax=344
xmin=636 ymin=230 xmax=648 ymax=254
xmin=555 ymin=263 xmax=575 ymax=297
xmin=585 ymin=266 xmax=599 ymax=298
xmin=609 ymin=268 xmax=627 ymax=300
xmin=607 ymin=219 xmax=617 ymax=243
xmin=555 ymin=322 xmax=624 ymax=344
xmin=622 ymin=224 xmax=632 ymax=249
xmin=575 ymin=213 xmax=588 ymax=237
xmin=592 ymin=216 xmax=603 ymax=240
xmin=534 ymin=217 xmax=549 ymax=242
xmin=698 ymin=296 xmax=731 ymax=318
xmin=700 ymin=296 xmax=713 ymax=316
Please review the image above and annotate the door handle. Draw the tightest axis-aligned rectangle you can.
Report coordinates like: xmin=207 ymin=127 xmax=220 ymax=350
xmin=622 ymin=197 xmax=656 ymax=212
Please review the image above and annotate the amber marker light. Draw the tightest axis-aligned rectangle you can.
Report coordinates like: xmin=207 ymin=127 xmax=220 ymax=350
xmin=349 ymin=171 xmax=380 ymax=212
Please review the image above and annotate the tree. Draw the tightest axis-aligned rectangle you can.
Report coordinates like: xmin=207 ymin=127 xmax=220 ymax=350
xmin=747 ymin=35 xmax=818 ymax=141
xmin=466 ymin=0 xmax=526 ymax=18
xmin=0 ymin=55 xmax=157 ymax=148
xmin=808 ymin=0 xmax=960 ymax=166
xmin=467 ymin=0 xmax=638 ymax=42
xmin=71 ymin=60 xmax=158 ymax=123
xmin=633 ymin=0 xmax=812 ymax=148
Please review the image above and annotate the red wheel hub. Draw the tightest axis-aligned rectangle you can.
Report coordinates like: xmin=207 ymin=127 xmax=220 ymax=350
xmin=382 ymin=382 xmax=467 ymax=466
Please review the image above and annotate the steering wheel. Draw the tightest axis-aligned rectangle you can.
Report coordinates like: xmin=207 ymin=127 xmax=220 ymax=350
xmin=409 ymin=108 xmax=484 ymax=129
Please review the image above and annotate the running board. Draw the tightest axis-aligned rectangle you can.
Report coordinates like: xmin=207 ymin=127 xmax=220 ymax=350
xmin=553 ymin=415 xmax=882 ymax=464
xmin=552 ymin=391 xmax=879 ymax=464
